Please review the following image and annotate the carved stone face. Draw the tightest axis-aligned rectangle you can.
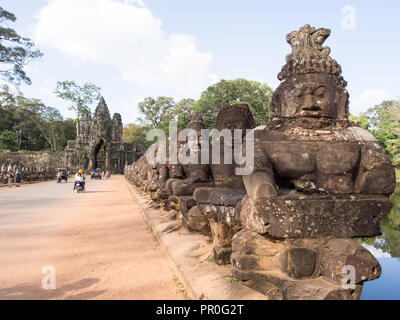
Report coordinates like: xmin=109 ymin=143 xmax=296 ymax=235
xmin=281 ymin=73 xmax=337 ymax=119
xmin=218 ymin=119 xmax=247 ymax=131
xmin=216 ymin=104 xmax=255 ymax=133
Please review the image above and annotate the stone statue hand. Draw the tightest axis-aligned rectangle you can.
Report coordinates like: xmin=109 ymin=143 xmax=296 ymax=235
xmin=243 ymin=171 xmax=278 ymax=200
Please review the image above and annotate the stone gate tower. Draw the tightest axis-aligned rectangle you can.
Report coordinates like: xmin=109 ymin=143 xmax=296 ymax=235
xmin=65 ymin=97 xmax=143 ymax=173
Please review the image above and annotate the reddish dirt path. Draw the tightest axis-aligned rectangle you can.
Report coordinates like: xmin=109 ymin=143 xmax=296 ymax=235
xmin=0 ymin=176 xmax=184 ymax=299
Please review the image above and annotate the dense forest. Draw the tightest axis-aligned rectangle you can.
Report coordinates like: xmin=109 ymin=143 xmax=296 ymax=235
xmin=0 ymin=6 xmax=76 ymax=152
xmin=0 ymin=91 xmax=76 ymax=151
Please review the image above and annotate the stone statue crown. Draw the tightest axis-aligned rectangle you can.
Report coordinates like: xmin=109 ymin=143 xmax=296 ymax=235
xmin=278 ymin=24 xmax=342 ymax=81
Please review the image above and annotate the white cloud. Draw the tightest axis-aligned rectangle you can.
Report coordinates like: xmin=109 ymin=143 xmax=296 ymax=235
xmin=362 ymin=244 xmax=391 ymax=258
xmin=32 ymin=0 xmax=216 ymax=99
xmin=350 ymin=89 xmax=393 ymax=115
xmin=120 ymin=94 xmax=145 ymax=124
xmin=123 ymin=0 xmax=145 ymax=7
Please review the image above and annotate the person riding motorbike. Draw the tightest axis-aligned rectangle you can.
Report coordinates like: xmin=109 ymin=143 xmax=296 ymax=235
xmin=73 ymin=169 xmax=86 ymax=191
xmin=105 ymin=170 xmax=111 ymax=179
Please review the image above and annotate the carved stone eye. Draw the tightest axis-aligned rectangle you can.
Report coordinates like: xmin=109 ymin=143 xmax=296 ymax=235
xmin=314 ymin=87 xmax=326 ymax=98
xmin=295 ymin=90 xmax=303 ymax=98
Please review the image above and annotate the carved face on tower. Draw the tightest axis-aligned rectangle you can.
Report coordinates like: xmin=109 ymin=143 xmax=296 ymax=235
xmin=271 ymin=24 xmax=349 ymax=121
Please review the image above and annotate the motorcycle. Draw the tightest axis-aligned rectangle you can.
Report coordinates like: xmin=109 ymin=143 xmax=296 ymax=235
xmin=75 ymin=181 xmax=84 ymax=193
xmin=56 ymin=170 xmax=68 ymax=183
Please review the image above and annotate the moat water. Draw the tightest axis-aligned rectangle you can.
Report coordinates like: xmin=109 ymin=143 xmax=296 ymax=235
xmin=360 ymin=183 xmax=400 ymax=300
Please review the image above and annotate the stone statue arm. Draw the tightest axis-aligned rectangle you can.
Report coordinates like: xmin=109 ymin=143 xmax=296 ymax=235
xmin=157 ymin=164 xmax=169 ymax=189
xmin=242 ymin=143 xmax=278 ymax=200
xmin=354 ymin=142 xmax=396 ymax=195
xmin=186 ymin=163 xmax=211 ymax=183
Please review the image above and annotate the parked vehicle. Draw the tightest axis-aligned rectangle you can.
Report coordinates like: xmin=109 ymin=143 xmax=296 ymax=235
xmin=91 ymin=168 xmax=102 ymax=179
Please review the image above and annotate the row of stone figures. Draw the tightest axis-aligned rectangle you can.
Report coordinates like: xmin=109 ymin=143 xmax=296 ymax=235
xmin=0 ymin=163 xmax=58 ymax=184
xmin=125 ymin=25 xmax=396 ymax=299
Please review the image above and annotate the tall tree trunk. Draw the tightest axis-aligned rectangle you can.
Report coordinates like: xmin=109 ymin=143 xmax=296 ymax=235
xmin=18 ymin=129 xmax=22 ymax=150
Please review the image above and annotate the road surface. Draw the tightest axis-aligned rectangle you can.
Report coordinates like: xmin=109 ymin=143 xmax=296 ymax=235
xmin=0 ymin=176 xmax=184 ymax=299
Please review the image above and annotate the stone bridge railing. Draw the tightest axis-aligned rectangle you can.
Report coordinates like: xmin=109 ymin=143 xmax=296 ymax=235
xmin=0 ymin=163 xmax=60 ymax=185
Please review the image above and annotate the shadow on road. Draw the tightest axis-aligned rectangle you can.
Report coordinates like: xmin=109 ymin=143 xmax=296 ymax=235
xmin=83 ymin=191 xmax=114 ymax=194
xmin=0 ymin=277 xmax=105 ymax=300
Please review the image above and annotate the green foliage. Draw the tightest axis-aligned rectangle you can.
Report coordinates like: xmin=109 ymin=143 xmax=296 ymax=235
xmin=54 ymin=80 xmax=102 ymax=120
xmin=137 ymin=96 xmax=175 ymax=127
xmin=123 ymin=123 xmax=153 ymax=150
xmin=349 ymin=114 xmax=370 ymax=130
xmin=50 ymin=118 xmax=76 ymax=151
xmin=0 ymin=130 xmax=18 ymax=151
xmin=364 ymin=100 xmax=400 ymax=166
xmin=0 ymin=6 xmax=43 ymax=87
xmin=171 ymin=98 xmax=196 ymax=128
xmin=229 ymin=277 xmax=239 ymax=283
xmin=194 ymin=78 xmax=273 ymax=128
xmin=135 ymin=79 xmax=273 ymax=142
xmin=135 ymin=97 xmax=196 ymax=145
xmin=350 ymin=100 xmax=400 ymax=167
xmin=0 ymin=91 xmax=76 ymax=151
xmin=133 ymin=79 xmax=274 ymax=151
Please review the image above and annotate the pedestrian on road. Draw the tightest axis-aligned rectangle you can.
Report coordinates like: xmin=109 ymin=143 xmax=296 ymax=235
xmin=15 ymin=168 xmax=22 ymax=186
xmin=7 ymin=170 xmax=13 ymax=188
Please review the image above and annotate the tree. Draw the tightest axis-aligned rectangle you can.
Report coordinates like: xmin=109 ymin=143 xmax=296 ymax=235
xmin=0 ymin=130 xmax=18 ymax=151
xmin=0 ymin=6 xmax=42 ymax=87
xmin=173 ymin=98 xmax=196 ymax=128
xmin=0 ymin=87 xmax=15 ymax=107
xmin=0 ymin=91 xmax=76 ymax=151
xmin=122 ymin=123 xmax=153 ymax=150
xmin=137 ymin=96 xmax=175 ymax=127
xmin=364 ymin=100 xmax=400 ymax=166
xmin=54 ymin=81 xmax=102 ymax=120
xmin=349 ymin=114 xmax=370 ymax=130
xmin=194 ymin=78 xmax=273 ymax=128
xmin=51 ymin=118 xmax=76 ymax=151
xmin=0 ymin=95 xmax=47 ymax=150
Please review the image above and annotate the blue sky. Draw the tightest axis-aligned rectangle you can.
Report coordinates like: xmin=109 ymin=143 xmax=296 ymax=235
xmin=2 ymin=0 xmax=400 ymax=124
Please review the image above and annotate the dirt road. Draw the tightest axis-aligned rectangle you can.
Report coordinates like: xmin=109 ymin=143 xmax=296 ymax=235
xmin=0 ymin=176 xmax=184 ymax=299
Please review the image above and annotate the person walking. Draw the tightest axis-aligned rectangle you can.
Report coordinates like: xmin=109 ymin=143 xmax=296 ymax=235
xmin=7 ymin=170 xmax=13 ymax=188
xmin=15 ymin=168 xmax=22 ymax=186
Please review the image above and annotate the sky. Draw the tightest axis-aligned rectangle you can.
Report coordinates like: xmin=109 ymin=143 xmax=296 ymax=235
xmin=2 ymin=0 xmax=400 ymax=124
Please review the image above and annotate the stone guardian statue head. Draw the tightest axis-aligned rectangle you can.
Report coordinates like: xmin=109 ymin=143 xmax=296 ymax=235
xmin=271 ymin=24 xmax=349 ymax=121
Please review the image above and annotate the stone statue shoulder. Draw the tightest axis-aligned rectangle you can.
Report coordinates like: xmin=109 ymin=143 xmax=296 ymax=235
xmin=334 ymin=125 xmax=377 ymax=143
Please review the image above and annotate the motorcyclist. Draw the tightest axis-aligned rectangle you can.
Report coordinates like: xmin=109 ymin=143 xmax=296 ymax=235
xmin=73 ymin=169 xmax=86 ymax=191
xmin=105 ymin=169 xmax=111 ymax=179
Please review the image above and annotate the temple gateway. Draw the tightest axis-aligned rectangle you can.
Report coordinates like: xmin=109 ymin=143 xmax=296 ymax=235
xmin=65 ymin=97 xmax=143 ymax=173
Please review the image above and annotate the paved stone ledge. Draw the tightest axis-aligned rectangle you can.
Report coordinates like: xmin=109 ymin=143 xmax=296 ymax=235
xmin=125 ymin=181 xmax=267 ymax=300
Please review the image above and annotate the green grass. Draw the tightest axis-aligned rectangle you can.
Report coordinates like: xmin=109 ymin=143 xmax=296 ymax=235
xmin=173 ymin=275 xmax=192 ymax=300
